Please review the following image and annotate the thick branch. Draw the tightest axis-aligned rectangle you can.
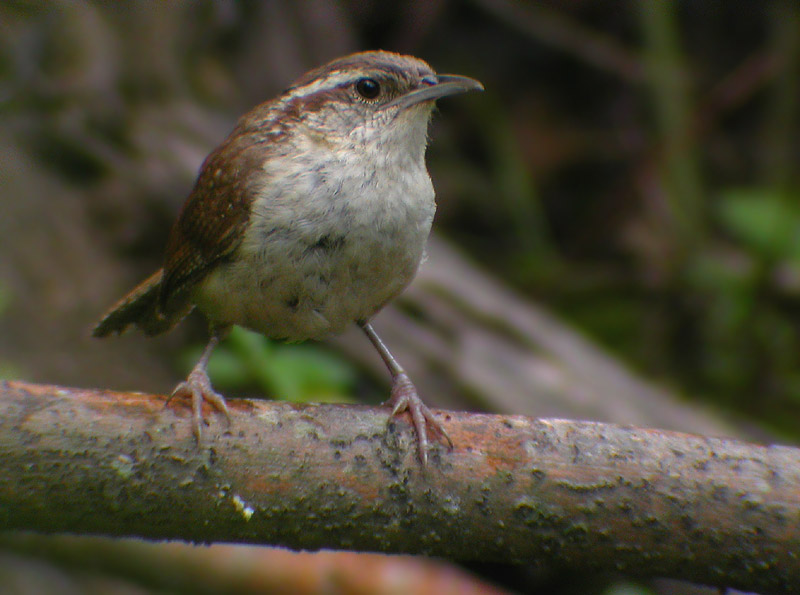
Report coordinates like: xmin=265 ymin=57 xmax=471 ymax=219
xmin=1 ymin=380 xmax=798 ymax=594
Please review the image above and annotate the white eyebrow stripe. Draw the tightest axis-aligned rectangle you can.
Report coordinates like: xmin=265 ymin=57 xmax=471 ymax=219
xmin=281 ymin=71 xmax=357 ymax=102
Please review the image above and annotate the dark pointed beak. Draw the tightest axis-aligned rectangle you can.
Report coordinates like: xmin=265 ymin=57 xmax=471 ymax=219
xmin=384 ymin=74 xmax=484 ymax=111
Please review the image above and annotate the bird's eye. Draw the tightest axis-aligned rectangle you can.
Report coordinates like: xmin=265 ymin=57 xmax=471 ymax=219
xmin=355 ymin=78 xmax=381 ymax=100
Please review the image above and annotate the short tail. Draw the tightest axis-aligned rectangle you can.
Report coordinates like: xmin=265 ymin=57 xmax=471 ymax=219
xmin=92 ymin=269 xmax=191 ymax=337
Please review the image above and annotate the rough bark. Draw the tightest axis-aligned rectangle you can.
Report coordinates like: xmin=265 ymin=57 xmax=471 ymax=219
xmin=1 ymin=380 xmax=798 ymax=594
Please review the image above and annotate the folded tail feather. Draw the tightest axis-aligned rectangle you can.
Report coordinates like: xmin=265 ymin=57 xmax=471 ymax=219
xmin=92 ymin=269 xmax=192 ymax=337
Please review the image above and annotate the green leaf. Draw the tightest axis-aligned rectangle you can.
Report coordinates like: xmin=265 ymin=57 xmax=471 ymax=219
xmin=717 ymin=188 xmax=800 ymax=259
xmin=182 ymin=327 xmax=356 ymax=403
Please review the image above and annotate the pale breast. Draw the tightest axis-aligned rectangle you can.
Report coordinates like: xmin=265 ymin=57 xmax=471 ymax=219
xmin=193 ymin=142 xmax=435 ymax=341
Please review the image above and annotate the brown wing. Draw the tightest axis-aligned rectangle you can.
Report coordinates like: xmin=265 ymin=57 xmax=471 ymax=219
xmin=159 ymin=128 xmax=268 ymax=309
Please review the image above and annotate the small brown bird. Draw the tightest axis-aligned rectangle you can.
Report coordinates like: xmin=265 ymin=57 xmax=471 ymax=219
xmin=94 ymin=51 xmax=483 ymax=463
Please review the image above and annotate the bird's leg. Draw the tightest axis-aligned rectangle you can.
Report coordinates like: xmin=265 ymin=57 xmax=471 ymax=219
xmin=167 ymin=327 xmax=231 ymax=441
xmin=360 ymin=321 xmax=452 ymax=464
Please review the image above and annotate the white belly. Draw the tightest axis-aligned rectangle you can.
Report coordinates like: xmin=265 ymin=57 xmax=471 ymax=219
xmin=193 ymin=145 xmax=435 ymax=341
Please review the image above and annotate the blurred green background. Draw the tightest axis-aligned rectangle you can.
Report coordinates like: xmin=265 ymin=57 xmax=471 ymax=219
xmin=1 ymin=1 xmax=799 ymax=593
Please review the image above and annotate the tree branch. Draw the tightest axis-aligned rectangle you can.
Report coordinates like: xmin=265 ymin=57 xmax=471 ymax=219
xmin=1 ymin=380 xmax=798 ymax=594
xmin=0 ymin=534 xmax=506 ymax=594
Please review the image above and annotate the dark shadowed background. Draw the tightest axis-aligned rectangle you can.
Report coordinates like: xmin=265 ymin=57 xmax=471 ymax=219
xmin=1 ymin=1 xmax=798 ymax=594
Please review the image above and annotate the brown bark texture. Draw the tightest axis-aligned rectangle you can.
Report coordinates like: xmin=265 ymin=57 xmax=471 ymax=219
xmin=1 ymin=380 xmax=798 ymax=593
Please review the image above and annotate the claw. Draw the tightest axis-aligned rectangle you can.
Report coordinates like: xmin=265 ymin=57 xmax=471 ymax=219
xmin=385 ymin=373 xmax=452 ymax=465
xmin=167 ymin=368 xmax=230 ymax=441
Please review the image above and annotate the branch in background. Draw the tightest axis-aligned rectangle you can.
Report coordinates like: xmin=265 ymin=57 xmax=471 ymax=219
xmin=339 ymin=237 xmax=741 ymax=439
xmin=1 ymin=380 xmax=798 ymax=594
xmin=0 ymin=534 xmax=507 ymax=595
xmin=639 ymin=1 xmax=705 ymax=257
xmin=472 ymin=0 xmax=644 ymax=82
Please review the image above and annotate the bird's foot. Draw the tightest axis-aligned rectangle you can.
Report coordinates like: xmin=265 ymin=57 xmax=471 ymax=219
xmin=385 ymin=372 xmax=452 ymax=465
xmin=168 ymin=367 xmax=230 ymax=441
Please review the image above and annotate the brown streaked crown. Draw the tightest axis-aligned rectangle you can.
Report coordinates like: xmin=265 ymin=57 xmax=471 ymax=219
xmin=286 ymin=51 xmax=435 ymax=93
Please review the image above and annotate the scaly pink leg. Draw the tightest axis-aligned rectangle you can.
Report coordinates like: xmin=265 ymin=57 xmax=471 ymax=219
xmin=360 ymin=322 xmax=452 ymax=464
xmin=167 ymin=332 xmax=230 ymax=440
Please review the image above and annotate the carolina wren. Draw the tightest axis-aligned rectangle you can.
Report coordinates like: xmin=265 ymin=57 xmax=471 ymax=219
xmin=93 ymin=50 xmax=483 ymax=463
